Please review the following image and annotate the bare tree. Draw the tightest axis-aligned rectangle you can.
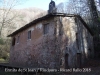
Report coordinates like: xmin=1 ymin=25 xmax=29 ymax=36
xmin=65 ymin=0 xmax=89 ymax=15
xmin=57 ymin=2 xmax=64 ymax=13
xmin=0 ymin=0 xmax=26 ymax=38
xmin=64 ymin=0 xmax=99 ymax=30
xmin=0 ymin=0 xmax=26 ymax=61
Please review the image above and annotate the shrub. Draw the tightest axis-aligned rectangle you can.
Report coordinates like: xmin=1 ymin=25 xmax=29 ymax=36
xmin=0 ymin=38 xmax=5 ymax=45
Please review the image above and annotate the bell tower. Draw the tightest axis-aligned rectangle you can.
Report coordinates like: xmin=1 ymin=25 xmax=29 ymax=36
xmin=48 ymin=0 xmax=57 ymax=14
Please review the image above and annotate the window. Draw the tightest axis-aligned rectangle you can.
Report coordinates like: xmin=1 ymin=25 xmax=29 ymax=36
xmin=76 ymin=53 xmax=81 ymax=68
xmin=12 ymin=37 xmax=16 ymax=46
xmin=28 ymin=30 xmax=31 ymax=39
xmin=76 ymin=33 xmax=79 ymax=49
xmin=17 ymin=36 xmax=19 ymax=43
xmin=44 ymin=23 xmax=49 ymax=34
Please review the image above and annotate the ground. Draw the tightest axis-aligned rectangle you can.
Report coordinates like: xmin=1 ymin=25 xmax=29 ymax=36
xmin=61 ymin=59 xmax=100 ymax=75
xmin=0 ymin=59 xmax=100 ymax=75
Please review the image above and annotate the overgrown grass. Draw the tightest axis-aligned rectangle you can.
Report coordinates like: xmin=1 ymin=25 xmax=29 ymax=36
xmin=0 ymin=58 xmax=8 ymax=63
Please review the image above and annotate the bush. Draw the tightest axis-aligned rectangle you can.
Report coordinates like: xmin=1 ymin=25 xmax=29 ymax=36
xmin=1 ymin=51 xmax=8 ymax=60
xmin=98 ymin=17 xmax=100 ymax=22
xmin=0 ymin=58 xmax=7 ymax=63
xmin=0 ymin=38 xmax=5 ymax=45
xmin=0 ymin=58 xmax=5 ymax=62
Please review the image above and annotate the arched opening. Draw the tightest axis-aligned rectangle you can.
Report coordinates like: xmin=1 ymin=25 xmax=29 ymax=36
xmin=88 ymin=48 xmax=91 ymax=58
xmin=65 ymin=53 xmax=69 ymax=68
xmin=12 ymin=37 xmax=16 ymax=46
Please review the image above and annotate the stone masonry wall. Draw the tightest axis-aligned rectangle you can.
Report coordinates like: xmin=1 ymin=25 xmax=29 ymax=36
xmin=10 ymin=17 xmax=61 ymax=68
xmin=9 ymin=16 xmax=94 ymax=69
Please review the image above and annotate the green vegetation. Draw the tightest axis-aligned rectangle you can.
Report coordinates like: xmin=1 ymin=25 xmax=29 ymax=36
xmin=98 ymin=17 xmax=100 ymax=22
xmin=0 ymin=58 xmax=5 ymax=62
xmin=0 ymin=48 xmax=9 ymax=62
xmin=0 ymin=38 xmax=10 ymax=62
xmin=0 ymin=38 xmax=5 ymax=45
xmin=0 ymin=58 xmax=8 ymax=63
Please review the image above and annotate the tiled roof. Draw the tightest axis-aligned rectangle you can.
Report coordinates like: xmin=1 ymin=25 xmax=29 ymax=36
xmin=7 ymin=13 xmax=93 ymax=37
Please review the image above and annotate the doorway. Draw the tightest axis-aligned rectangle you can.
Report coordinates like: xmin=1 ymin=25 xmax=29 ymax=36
xmin=77 ymin=53 xmax=81 ymax=68
xmin=65 ymin=53 xmax=69 ymax=68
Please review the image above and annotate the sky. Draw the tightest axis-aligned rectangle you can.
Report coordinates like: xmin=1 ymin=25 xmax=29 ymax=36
xmin=15 ymin=0 xmax=66 ymax=10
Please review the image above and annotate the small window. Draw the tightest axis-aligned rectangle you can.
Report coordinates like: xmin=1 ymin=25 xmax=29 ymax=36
xmin=17 ymin=36 xmax=19 ymax=43
xmin=44 ymin=23 xmax=49 ymax=34
xmin=12 ymin=37 xmax=16 ymax=46
xmin=28 ymin=30 xmax=31 ymax=39
xmin=76 ymin=33 xmax=79 ymax=49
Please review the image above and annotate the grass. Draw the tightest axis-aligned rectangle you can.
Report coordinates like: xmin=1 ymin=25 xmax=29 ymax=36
xmin=0 ymin=58 xmax=5 ymax=62
xmin=98 ymin=17 xmax=100 ymax=22
xmin=0 ymin=58 xmax=8 ymax=63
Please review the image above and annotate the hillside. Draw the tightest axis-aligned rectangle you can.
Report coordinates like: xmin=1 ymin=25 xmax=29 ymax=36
xmin=0 ymin=7 xmax=47 ymax=38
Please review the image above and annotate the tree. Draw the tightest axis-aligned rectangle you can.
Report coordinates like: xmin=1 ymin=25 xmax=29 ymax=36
xmin=64 ymin=0 xmax=100 ymax=57
xmin=64 ymin=0 xmax=100 ymax=28
xmin=57 ymin=2 xmax=64 ymax=13
xmin=0 ymin=0 xmax=26 ymax=60
xmin=0 ymin=0 xmax=26 ymax=38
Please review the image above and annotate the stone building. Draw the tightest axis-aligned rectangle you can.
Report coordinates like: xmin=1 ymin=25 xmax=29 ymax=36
xmin=8 ymin=13 xmax=94 ymax=69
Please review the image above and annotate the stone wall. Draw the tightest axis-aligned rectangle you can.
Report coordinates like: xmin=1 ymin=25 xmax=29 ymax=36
xmin=9 ymin=16 xmax=94 ymax=69
xmin=10 ymin=17 xmax=59 ymax=68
